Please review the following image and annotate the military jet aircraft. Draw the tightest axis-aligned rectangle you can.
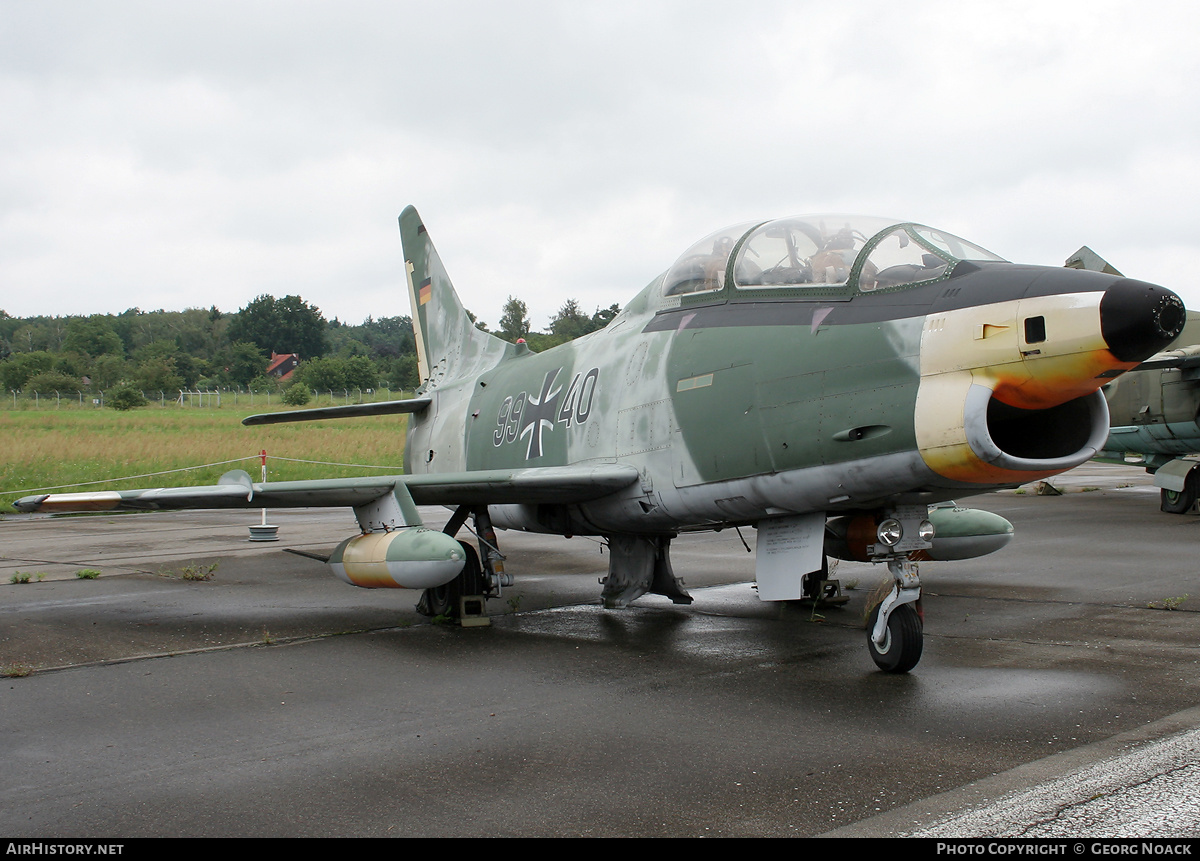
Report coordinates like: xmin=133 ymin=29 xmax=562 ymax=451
xmin=1098 ymin=316 xmax=1200 ymax=512
xmin=1063 ymin=249 xmax=1200 ymax=513
xmin=15 ymin=208 xmax=1186 ymax=673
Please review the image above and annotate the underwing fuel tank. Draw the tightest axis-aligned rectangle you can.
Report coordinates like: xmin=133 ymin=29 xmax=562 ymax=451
xmin=825 ymin=505 xmax=1014 ymax=563
xmin=328 ymin=528 xmax=466 ymax=589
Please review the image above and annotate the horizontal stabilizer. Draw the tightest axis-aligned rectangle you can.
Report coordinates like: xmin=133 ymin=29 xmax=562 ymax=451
xmin=242 ymin=397 xmax=432 ymax=426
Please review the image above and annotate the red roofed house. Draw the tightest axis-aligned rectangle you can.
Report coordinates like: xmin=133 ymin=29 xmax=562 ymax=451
xmin=266 ymin=352 xmax=300 ymax=382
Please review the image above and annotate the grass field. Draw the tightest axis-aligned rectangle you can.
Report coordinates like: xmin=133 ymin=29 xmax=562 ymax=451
xmin=0 ymin=403 xmax=413 ymax=512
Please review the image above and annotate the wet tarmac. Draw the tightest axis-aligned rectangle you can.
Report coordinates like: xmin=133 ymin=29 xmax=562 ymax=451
xmin=2 ymin=463 xmax=1199 ymax=838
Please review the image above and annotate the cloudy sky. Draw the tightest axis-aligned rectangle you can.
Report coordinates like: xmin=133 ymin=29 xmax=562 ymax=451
xmin=3 ymin=0 xmax=1199 ymax=331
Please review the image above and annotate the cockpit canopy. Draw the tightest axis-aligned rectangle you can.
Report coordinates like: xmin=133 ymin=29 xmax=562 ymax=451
xmin=662 ymin=215 xmax=1006 ymax=297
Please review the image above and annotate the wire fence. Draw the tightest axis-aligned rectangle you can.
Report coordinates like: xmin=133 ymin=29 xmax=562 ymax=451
xmin=2 ymin=387 xmax=409 ymax=410
xmin=0 ymin=453 xmax=410 ymax=500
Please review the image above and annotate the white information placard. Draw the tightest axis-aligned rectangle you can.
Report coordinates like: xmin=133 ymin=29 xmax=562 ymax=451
xmin=754 ymin=513 xmax=826 ymax=602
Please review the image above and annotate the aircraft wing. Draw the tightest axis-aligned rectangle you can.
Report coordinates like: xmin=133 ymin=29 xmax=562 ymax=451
xmin=12 ymin=464 xmax=641 ymax=514
xmin=1133 ymin=344 xmax=1200 ymax=371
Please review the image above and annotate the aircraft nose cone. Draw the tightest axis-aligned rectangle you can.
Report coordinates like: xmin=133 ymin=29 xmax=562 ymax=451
xmin=1100 ymin=278 xmax=1186 ymax=362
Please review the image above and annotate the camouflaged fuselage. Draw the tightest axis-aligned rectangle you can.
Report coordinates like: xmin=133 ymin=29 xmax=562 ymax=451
xmin=401 ymin=209 xmax=1184 ymax=537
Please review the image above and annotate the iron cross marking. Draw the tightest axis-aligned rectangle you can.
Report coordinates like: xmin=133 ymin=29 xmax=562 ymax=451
xmin=519 ymin=369 xmax=563 ymax=459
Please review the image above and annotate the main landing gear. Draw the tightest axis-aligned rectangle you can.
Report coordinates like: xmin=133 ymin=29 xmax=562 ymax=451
xmin=1160 ymin=470 xmax=1199 ymax=514
xmin=416 ymin=541 xmax=486 ymax=618
xmin=417 ymin=506 xmax=508 ymax=625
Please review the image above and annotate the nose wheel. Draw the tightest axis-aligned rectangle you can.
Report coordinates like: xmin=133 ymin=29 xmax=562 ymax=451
xmin=866 ymin=555 xmax=923 ymax=673
xmin=866 ymin=600 xmax=923 ymax=673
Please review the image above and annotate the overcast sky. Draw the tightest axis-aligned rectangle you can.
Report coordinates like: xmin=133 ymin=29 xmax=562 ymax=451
xmin=3 ymin=0 xmax=1199 ymax=331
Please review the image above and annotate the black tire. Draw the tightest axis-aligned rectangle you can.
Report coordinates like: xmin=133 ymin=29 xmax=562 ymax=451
xmin=416 ymin=543 xmax=481 ymax=618
xmin=418 ymin=581 xmax=455 ymax=618
xmin=1160 ymin=473 xmax=1198 ymax=514
xmin=866 ymin=602 xmax=923 ymax=673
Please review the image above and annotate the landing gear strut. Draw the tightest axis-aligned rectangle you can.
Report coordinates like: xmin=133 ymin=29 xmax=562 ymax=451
xmin=863 ymin=507 xmax=930 ymax=673
xmin=867 ymin=560 xmax=923 ymax=673
xmin=867 ymin=557 xmax=923 ymax=673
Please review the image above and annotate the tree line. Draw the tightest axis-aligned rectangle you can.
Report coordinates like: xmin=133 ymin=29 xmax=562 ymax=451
xmin=0 ymin=294 xmax=620 ymax=403
xmin=487 ymin=296 xmax=620 ymax=351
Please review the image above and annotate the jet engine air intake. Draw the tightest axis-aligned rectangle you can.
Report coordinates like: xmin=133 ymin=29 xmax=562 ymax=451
xmin=967 ymin=384 xmax=1110 ymax=472
xmin=985 ymin=392 xmax=1100 ymax=460
xmin=915 ymin=371 xmax=1112 ymax=486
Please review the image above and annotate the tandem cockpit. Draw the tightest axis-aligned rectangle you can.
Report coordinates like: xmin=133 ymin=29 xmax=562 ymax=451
xmin=662 ymin=215 xmax=1008 ymax=299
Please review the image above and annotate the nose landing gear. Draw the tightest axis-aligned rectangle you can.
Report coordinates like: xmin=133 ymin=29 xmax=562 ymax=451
xmin=866 ymin=558 xmax=923 ymax=673
xmin=863 ymin=508 xmax=928 ymax=673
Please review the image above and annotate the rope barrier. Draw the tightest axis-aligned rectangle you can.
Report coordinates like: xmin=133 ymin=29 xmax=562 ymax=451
xmin=0 ymin=456 xmax=260 ymax=496
xmin=268 ymin=456 xmax=404 ymax=470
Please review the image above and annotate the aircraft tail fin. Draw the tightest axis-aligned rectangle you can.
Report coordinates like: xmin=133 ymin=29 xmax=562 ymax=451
xmin=1065 ymin=246 xmax=1124 ymax=276
xmin=399 ymin=206 xmax=509 ymax=388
